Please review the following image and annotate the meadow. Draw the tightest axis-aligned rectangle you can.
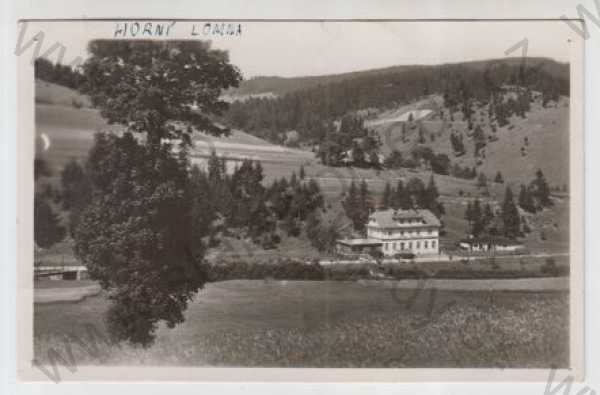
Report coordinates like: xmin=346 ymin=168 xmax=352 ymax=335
xmin=34 ymin=280 xmax=569 ymax=368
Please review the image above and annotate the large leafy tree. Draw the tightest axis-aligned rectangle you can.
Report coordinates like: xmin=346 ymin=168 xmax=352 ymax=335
xmin=74 ymin=40 xmax=241 ymax=345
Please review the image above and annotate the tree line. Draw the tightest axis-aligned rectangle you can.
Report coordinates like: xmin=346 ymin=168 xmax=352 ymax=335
xmin=343 ymin=175 xmax=444 ymax=234
xmin=464 ymin=168 xmax=553 ymax=240
xmin=317 ymin=114 xmax=381 ymax=168
xmin=224 ymin=61 xmax=568 ymax=146
xmin=34 ymin=58 xmax=85 ymax=90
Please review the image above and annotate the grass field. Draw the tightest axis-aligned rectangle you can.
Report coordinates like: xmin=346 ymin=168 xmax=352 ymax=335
xmin=35 ymin=80 xmax=92 ymax=108
xmin=34 ymin=280 xmax=569 ymax=368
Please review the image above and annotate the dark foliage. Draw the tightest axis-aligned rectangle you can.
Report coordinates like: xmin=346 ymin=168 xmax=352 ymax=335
xmin=35 ymin=58 xmax=85 ymax=89
xmin=517 ymin=169 xmax=553 ymax=213
xmin=205 ymin=259 xmax=326 ymax=282
xmin=225 ymin=60 xmax=568 ymax=145
xmin=73 ymin=40 xmax=241 ymax=346
xmin=305 ymin=213 xmax=340 ymax=253
xmin=317 ymin=115 xmax=381 ymax=168
xmin=60 ymin=159 xmax=93 ymax=235
xmin=451 ymin=164 xmax=477 ymax=180
xmin=34 ymin=158 xmax=52 ymax=181
xmin=501 ymin=186 xmax=521 ymax=238
xmin=34 ymin=195 xmax=65 ymax=248
xmin=464 ymin=199 xmax=495 ymax=237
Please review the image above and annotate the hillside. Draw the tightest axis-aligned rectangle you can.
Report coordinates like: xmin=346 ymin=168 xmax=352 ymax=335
xmin=371 ymin=94 xmax=569 ymax=187
xmin=226 ymin=65 xmax=416 ymax=97
xmin=224 ymin=57 xmax=569 ymax=145
xmin=223 ymin=57 xmax=569 ymax=189
xmin=35 ymin=80 xmax=92 ymax=108
xmin=35 ymin=81 xmax=313 ymax=179
xmin=34 ymin=75 xmax=570 ymax=255
xmin=227 ymin=57 xmax=568 ymax=98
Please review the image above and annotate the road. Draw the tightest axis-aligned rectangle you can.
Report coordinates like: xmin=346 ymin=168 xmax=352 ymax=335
xmin=319 ymin=251 xmax=569 ymax=265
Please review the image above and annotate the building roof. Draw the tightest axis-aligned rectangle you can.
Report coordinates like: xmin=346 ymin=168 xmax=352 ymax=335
xmin=336 ymin=238 xmax=383 ymax=246
xmin=368 ymin=208 xmax=441 ymax=228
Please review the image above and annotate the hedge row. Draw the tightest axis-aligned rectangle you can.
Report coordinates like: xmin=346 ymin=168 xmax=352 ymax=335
xmin=203 ymin=257 xmax=569 ymax=282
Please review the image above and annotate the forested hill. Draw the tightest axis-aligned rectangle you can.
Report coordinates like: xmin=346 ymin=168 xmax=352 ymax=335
xmin=226 ymin=65 xmax=415 ymax=97
xmin=224 ymin=57 xmax=569 ymax=144
xmin=229 ymin=57 xmax=567 ymax=98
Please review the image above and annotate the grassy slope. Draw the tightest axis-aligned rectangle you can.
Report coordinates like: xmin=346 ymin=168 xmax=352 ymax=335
xmin=35 ymin=80 xmax=92 ymax=108
xmin=371 ymin=95 xmax=570 ymax=188
xmin=35 ymin=80 xmax=313 ymax=177
xmin=34 ymin=280 xmax=569 ymax=367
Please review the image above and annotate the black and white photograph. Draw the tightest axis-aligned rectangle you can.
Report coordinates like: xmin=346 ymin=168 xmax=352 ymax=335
xmin=16 ymin=18 xmax=584 ymax=382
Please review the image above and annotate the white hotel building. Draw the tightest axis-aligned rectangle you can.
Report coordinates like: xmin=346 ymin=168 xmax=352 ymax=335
xmin=337 ymin=208 xmax=441 ymax=257
xmin=367 ymin=209 xmax=441 ymax=256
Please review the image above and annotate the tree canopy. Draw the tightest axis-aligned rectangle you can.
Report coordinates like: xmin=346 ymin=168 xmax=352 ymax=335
xmin=74 ymin=40 xmax=242 ymax=345
xmin=82 ymin=40 xmax=242 ymax=142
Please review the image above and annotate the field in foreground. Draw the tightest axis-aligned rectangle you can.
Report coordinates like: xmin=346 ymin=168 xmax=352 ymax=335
xmin=34 ymin=280 xmax=569 ymax=368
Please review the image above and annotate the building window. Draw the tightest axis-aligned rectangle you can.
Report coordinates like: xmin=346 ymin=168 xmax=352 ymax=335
xmin=400 ymin=242 xmax=405 ymax=250
xmin=416 ymin=241 xmax=420 ymax=249
xmin=424 ymin=241 xmax=428 ymax=249
xmin=432 ymin=241 xmax=436 ymax=249
xmin=408 ymin=242 xmax=412 ymax=249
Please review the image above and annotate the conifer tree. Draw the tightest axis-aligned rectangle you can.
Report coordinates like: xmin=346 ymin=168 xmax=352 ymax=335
xmin=518 ymin=184 xmax=536 ymax=213
xmin=483 ymin=203 xmax=494 ymax=228
xmin=465 ymin=201 xmax=473 ymax=232
xmin=392 ymin=180 xmax=411 ymax=210
xmin=342 ymin=181 xmax=360 ymax=231
xmin=501 ymin=186 xmax=521 ymax=238
xmin=382 ymin=182 xmax=392 ymax=209
xmin=530 ymin=168 xmax=552 ymax=208
xmin=477 ymin=172 xmax=488 ymax=188
xmin=494 ymin=171 xmax=504 ymax=184
xmin=357 ymin=179 xmax=371 ymax=231
xmin=471 ymin=199 xmax=484 ymax=237
xmin=423 ymin=174 xmax=442 ymax=217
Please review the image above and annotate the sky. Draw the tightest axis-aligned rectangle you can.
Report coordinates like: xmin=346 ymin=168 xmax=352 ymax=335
xmin=22 ymin=20 xmax=578 ymax=79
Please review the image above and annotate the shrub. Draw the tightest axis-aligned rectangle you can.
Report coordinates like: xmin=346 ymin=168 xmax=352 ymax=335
xmin=394 ymin=252 xmax=416 ymax=260
xmin=205 ymin=259 xmax=326 ymax=282
xmin=369 ymin=250 xmax=384 ymax=261
xmin=71 ymin=98 xmax=84 ymax=109
xmin=541 ymin=258 xmax=559 ymax=277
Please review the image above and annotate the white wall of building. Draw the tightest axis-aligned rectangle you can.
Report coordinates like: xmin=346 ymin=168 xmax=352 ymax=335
xmin=368 ymin=226 xmax=440 ymax=256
